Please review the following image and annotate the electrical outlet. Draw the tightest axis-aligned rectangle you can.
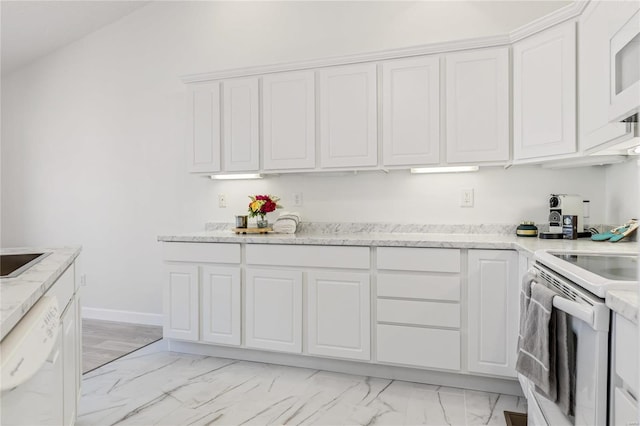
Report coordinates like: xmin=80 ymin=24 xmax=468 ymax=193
xmin=218 ymin=194 xmax=227 ymax=208
xmin=293 ymin=192 xmax=303 ymax=207
xmin=461 ymin=188 xmax=474 ymax=207
xmin=80 ymin=274 xmax=87 ymax=286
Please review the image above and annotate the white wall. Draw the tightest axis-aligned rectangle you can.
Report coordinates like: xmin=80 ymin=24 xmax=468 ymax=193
xmin=1 ymin=0 xmax=622 ymax=321
xmin=604 ymin=158 xmax=639 ymax=225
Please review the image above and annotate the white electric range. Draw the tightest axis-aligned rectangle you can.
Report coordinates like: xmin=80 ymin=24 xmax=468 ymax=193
xmin=520 ymin=249 xmax=638 ymax=426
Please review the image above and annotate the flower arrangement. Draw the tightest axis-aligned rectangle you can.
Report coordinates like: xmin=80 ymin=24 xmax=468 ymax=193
xmin=248 ymin=194 xmax=282 ymax=227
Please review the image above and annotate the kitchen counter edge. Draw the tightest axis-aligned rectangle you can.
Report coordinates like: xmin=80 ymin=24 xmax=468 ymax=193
xmin=0 ymin=246 xmax=82 ymax=341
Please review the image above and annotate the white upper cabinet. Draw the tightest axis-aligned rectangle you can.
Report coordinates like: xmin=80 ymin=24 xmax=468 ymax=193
xmin=186 ymin=82 xmax=221 ymax=173
xmin=445 ymin=48 xmax=510 ymax=163
xmin=513 ymin=21 xmax=577 ymax=160
xmin=223 ymin=77 xmax=260 ymax=171
xmin=262 ymin=71 xmax=316 ymax=170
xmin=381 ymin=56 xmax=440 ymax=166
xmin=579 ymin=1 xmax=633 ymax=152
xmin=319 ymin=63 xmax=378 ymax=168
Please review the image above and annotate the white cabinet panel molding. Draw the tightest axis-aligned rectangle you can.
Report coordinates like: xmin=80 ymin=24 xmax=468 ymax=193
xmin=200 ymin=266 xmax=241 ymax=346
xmin=262 ymin=71 xmax=315 ymax=170
xmin=187 ymin=82 xmax=221 ymax=173
xmin=307 ymin=271 xmax=370 ymax=360
xmin=163 ymin=264 xmax=199 ymax=341
xmin=445 ymin=48 xmax=509 ymax=163
xmin=467 ymin=250 xmax=519 ymax=377
xmin=319 ymin=63 xmax=378 ymax=168
xmin=513 ymin=21 xmax=576 ymax=160
xmin=382 ymin=56 xmax=440 ymax=166
xmin=245 ymin=268 xmax=302 ymax=353
xmin=223 ymin=77 xmax=260 ymax=171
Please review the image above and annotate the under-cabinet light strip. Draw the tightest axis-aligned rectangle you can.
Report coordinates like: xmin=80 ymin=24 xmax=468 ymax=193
xmin=210 ymin=173 xmax=263 ymax=180
xmin=410 ymin=166 xmax=479 ymax=174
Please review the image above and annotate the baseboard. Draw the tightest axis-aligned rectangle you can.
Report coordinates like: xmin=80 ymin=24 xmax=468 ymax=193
xmin=82 ymin=307 xmax=163 ymax=326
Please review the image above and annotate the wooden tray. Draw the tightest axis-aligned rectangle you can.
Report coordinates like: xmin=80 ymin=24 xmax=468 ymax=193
xmin=233 ymin=227 xmax=272 ymax=234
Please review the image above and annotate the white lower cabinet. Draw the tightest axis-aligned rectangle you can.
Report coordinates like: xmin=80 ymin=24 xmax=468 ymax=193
xmin=467 ymin=249 xmax=519 ymax=377
xmin=376 ymin=247 xmax=462 ymax=371
xmin=307 ymin=271 xmax=370 ymax=360
xmin=200 ymin=266 xmax=241 ymax=346
xmin=245 ymin=268 xmax=303 ymax=353
xmin=163 ymin=264 xmax=199 ymax=341
xmin=162 ymin=243 xmax=242 ymax=344
xmin=161 ymin=243 xmax=529 ymax=386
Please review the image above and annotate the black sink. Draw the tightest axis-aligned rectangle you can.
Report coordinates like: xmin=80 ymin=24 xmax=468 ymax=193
xmin=0 ymin=253 xmax=50 ymax=278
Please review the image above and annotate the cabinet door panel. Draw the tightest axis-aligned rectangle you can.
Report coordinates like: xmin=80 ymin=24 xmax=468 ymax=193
xmin=263 ymin=71 xmax=315 ymax=170
xmin=382 ymin=56 xmax=440 ymax=166
xmin=307 ymin=271 xmax=370 ymax=360
xmin=446 ymin=48 xmax=509 ymax=163
xmin=201 ymin=266 xmax=241 ymax=346
xmin=513 ymin=21 xmax=576 ymax=160
xmin=467 ymin=250 xmax=518 ymax=377
xmin=187 ymin=82 xmax=221 ymax=173
xmin=320 ymin=63 xmax=377 ymax=168
xmin=223 ymin=77 xmax=259 ymax=171
xmin=163 ymin=265 xmax=199 ymax=341
xmin=245 ymin=268 xmax=302 ymax=353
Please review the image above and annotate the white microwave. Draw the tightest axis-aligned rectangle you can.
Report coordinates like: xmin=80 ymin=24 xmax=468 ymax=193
xmin=610 ymin=8 xmax=640 ymax=122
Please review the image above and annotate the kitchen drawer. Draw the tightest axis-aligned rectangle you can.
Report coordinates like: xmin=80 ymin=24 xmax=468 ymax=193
xmin=614 ymin=387 xmax=638 ymax=426
xmin=246 ymin=245 xmax=369 ymax=269
xmin=377 ymin=273 xmax=460 ymax=301
xmin=377 ymin=299 xmax=460 ymax=328
xmin=163 ymin=242 xmax=240 ymax=264
xmin=615 ymin=314 xmax=638 ymax=394
xmin=377 ymin=247 xmax=460 ymax=272
xmin=377 ymin=324 xmax=460 ymax=370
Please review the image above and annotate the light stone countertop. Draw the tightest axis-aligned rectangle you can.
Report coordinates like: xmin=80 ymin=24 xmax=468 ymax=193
xmin=0 ymin=246 xmax=81 ymax=340
xmin=159 ymin=225 xmax=639 ymax=320
xmin=157 ymin=228 xmax=639 ymax=256
xmin=607 ymin=290 xmax=638 ymax=325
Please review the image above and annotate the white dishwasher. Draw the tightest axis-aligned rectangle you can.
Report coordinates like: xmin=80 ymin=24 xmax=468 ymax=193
xmin=0 ymin=295 xmax=64 ymax=425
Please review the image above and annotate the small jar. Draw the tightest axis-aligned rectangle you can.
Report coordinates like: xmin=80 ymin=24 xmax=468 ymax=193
xmin=516 ymin=221 xmax=538 ymax=237
xmin=235 ymin=215 xmax=248 ymax=228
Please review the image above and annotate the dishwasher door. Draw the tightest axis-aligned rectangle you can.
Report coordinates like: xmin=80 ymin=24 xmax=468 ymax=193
xmin=1 ymin=331 xmax=64 ymax=425
xmin=0 ymin=295 xmax=64 ymax=426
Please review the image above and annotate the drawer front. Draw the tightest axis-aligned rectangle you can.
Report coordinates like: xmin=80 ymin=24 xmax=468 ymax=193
xmin=377 ymin=299 xmax=460 ymax=328
xmin=246 ymin=245 xmax=370 ymax=269
xmin=377 ymin=324 xmax=460 ymax=370
xmin=615 ymin=315 xmax=638 ymax=394
xmin=163 ymin=242 xmax=240 ymax=264
xmin=377 ymin=273 xmax=460 ymax=301
xmin=377 ymin=247 xmax=460 ymax=272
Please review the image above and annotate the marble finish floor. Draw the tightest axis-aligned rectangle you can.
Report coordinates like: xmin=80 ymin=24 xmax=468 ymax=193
xmin=78 ymin=346 xmax=526 ymax=425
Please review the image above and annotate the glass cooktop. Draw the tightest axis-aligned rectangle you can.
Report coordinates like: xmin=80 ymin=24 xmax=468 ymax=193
xmin=551 ymin=253 xmax=638 ymax=281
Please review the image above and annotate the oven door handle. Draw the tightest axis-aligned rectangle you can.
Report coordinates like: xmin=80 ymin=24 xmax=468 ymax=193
xmin=529 ymin=281 xmax=594 ymax=326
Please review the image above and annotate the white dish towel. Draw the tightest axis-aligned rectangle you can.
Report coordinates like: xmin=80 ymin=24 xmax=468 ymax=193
xmin=272 ymin=212 xmax=301 ymax=234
